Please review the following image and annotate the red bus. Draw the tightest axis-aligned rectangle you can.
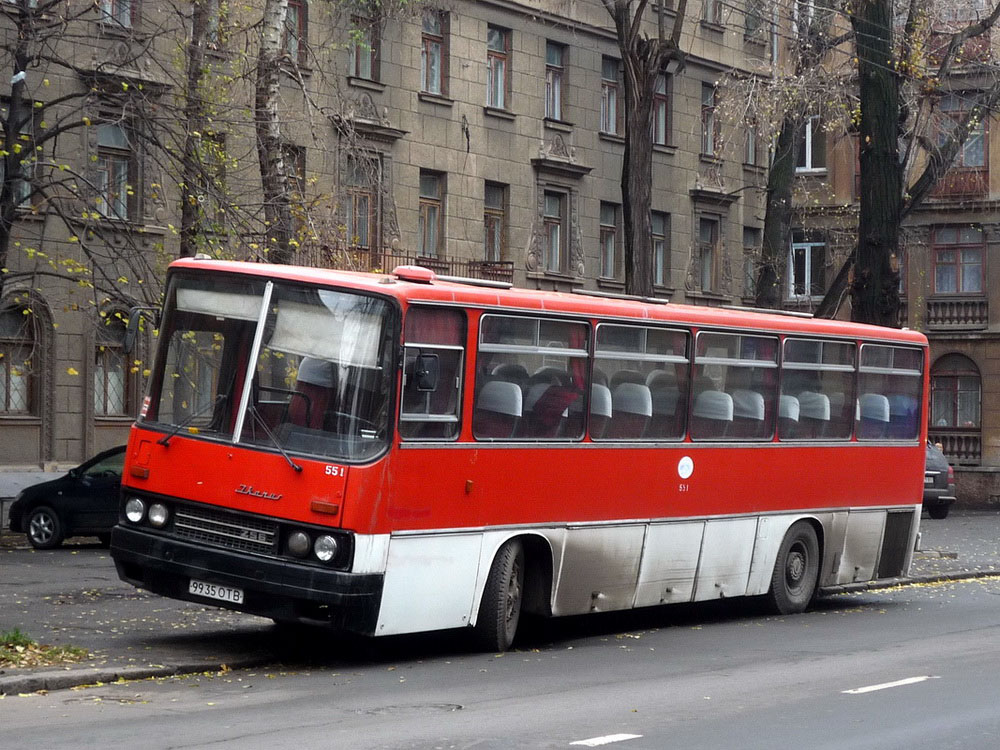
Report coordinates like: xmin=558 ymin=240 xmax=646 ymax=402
xmin=111 ymin=259 xmax=928 ymax=651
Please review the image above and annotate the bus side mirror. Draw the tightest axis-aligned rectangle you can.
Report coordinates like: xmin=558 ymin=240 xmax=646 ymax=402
xmin=415 ymin=353 xmax=440 ymax=392
xmin=123 ymin=306 xmax=160 ymax=354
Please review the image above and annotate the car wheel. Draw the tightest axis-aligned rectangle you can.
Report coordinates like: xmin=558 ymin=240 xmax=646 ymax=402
xmin=928 ymin=505 xmax=950 ymax=520
xmin=27 ymin=506 xmax=65 ymax=550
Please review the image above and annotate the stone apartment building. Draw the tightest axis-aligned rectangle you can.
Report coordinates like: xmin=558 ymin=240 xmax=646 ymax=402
xmin=0 ymin=0 xmax=785 ymax=469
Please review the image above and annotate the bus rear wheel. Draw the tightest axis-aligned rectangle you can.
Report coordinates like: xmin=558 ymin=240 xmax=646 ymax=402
xmin=768 ymin=521 xmax=819 ymax=615
xmin=474 ymin=539 xmax=524 ymax=652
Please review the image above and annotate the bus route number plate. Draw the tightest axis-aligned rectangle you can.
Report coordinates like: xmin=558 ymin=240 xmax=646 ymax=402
xmin=189 ymin=579 xmax=244 ymax=604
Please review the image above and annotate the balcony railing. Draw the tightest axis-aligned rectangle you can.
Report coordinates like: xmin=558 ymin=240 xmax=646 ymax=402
xmin=325 ymin=248 xmax=514 ymax=284
xmin=929 ymin=429 xmax=982 ymax=466
xmin=926 ymin=295 xmax=988 ymax=329
xmin=930 ymin=168 xmax=988 ymax=199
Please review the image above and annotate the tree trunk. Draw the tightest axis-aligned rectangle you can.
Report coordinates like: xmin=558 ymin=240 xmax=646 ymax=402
xmin=622 ymin=54 xmax=655 ymax=298
xmin=180 ymin=0 xmax=211 ymax=259
xmin=849 ymin=0 xmax=901 ymax=326
xmin=0 ymin=4 xmax=33 ymax=299
xmin=255 ymin=0 xmax=294 ymax=265
xmin=755 ymin=113 xmax=800 ymax=308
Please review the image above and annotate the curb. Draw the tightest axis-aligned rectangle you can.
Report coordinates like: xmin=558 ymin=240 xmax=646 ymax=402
xmin=820 ymin=569 xmax=1000 ymax=596
xmin=0 ymin=656 xmax=273 ymax=696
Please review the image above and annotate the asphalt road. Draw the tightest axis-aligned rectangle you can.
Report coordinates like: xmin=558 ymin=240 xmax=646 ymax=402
xmin=2 ymin=577 xmax=1000 ymax=749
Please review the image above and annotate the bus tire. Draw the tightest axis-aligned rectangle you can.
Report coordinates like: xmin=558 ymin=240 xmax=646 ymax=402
xmin=768 ymin=521 xmax=819 ymax=615
xmin=474 ymin=539 xmax=524 ymax=652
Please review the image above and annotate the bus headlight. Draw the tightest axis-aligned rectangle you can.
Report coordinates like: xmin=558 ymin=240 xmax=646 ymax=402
xmin=314 ymin=535 xmax=339 ymax=562
xmin=287 ymin=531 xmax=311 ymax=558
xmin=148 ymin=503 xmax=170 ymax=529
xmin=124 ymin=498 xmax=147 ymax=524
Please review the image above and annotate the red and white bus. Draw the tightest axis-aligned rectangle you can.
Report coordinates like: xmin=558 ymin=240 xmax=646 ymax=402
xmin=111 ymin=259 xmax=928 ymax=651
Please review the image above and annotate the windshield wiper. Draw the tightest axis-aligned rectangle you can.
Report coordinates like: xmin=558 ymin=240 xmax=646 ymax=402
xmin=157 ymin=394 xmax=227 ymax=446
xmin=247 ymin=406 xmax=303 ymax=472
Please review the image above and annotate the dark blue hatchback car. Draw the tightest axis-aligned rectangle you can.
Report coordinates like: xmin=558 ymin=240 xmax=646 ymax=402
xmin=8 ymin=445 xmax=126 ymax=549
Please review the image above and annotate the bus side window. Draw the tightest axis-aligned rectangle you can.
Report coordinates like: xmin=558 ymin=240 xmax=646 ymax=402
xmin=593 ymin=324 xmax=689 ymax=441
xmin=780 ymin=338 xmax=856 ymax=441
xmin=858 ymin=344 xmax=922 ymax=441
xmin=399 ymin=308 xmax=466 ymax=440
xmin=475 ymin=315 xmax=589 ymax=441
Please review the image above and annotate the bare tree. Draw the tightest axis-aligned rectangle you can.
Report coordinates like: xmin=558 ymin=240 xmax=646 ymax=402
xmin=602 ymin=0 xmax=688 ymax=298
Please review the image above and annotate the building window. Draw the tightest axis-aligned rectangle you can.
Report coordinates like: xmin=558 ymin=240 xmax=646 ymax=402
xmin=939 ymin=93 xmax=986 ymax=168
xmin=0 ymin=101 xmax=35 ymax=208
xmin=599 ymin=202 xmax=619 ymax=279
xmin=419 ymin=171 xmax=444 ymax=257
xmin=697 ymin=216 xmax=719 ymax=292
xmin=486 ymin=25 xmax=510 ymax=110
xmin=545 ymin=42 xmax=565 ymax=120
xmin=543 ymin=191 xmax=566 ymax=273
xmin=484 ymin=181 xmax=507 ymax=262
xmin=796 ymin=116 xmax=827 ymax=172
xmin=931 ymin=353 xmax=981 ymax=429
xmin=96 ymin=122 xmax=134 ymax=221
xmin=788 ymin=233 xmax=825 ymax=300
xmin=933 ymin=226 xmax=984 ymax=294
xmin=601 ymin=57 xmax=621 ymax=135
xmin=745 ymin=0 xmax=765 ymax=37
xmin=421 ymin=10 xmax=447 ymax=95
xmin=349 ymin=13 xmax=380 ymax=81
xmin=345 ymin=154 xmax=378 ymax=249
xmin=701 ymin=84 xmax=719 ymax=156
xmin=0 ymin=304 xmax=34 ymax=415
xmin=704 ymin=0 xmax=723 ymax=24
xmin=743 ymin=226 xmax=761 ymax=298
xmin=284 ymin=0 xmax=307 ymax=63
xmin=99 ymin=0 xmax=133 ymax=27
xmin=95 ymin=315 xmax=129 ymax=416
xmin=652 ymin=211 xmax=670 ymax=287
xmin=745 ymin=126 xmax=760 ymax=165
xmin=652 ymin=74 xmax=670 ymax=146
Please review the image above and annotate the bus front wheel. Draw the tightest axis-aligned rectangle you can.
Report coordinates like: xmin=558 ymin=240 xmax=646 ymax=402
xmin=768 ymin=521 xmax=819 ymax=615
xmin=474 ymin=539 xmax=524 ymax=652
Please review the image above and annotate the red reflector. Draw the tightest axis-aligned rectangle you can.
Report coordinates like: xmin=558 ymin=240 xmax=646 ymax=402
xmin=310 ymin=501 xmax=340 ymax=515
xmin=130 ymin=466 xmax=150 ymax=479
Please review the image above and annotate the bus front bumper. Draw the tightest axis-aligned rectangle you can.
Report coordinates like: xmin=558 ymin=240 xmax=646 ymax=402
xmin=110 ymin=525 xmax=383 ymax=634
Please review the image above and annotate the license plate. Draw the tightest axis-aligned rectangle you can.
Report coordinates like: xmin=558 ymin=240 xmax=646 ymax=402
xmin=924 ymin=475 xmax=934 ymax=485
xmin=189 ymin=579 xmax=244 ymax=604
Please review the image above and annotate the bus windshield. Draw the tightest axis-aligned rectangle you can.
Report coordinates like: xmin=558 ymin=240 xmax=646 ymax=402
xmin=144 ymin=274 xmax=395 ymax=462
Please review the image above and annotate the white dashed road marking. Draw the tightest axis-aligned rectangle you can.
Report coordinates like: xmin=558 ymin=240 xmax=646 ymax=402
xmin=570 ymin=734 xmax=643 ymax=747
xmin=842 ymin=676 xmax=940 ymax=694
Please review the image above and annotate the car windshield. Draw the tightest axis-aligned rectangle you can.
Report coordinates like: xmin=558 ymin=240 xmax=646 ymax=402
xmin=143 ymin=274 xmax=396 ymax=462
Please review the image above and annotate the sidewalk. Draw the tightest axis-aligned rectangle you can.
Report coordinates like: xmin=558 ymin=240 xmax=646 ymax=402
xmin=1 ymin=510 xmax=998 ymax=696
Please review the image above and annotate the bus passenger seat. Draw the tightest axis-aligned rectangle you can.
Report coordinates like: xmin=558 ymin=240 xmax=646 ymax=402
xmin=858 ymin=393 xmax=891 ymax=439
xmin=610 ymin=370 xmax=645 ymax=389
xmin=606 ymin=383 xmax=653 ymax=439
xmin=798 ymin=391 xmax=830 ymax=438
xmin=647 ymin=380 xmax=682 ymax=439
xmin=586 ymin=384 xmax=613 ymax=439
xmin=474 ymin=381 xmax=523 ymax=439
xmin=887 ymin=394 xmax=918 ymax=439
xmin=731 ymin=389 xmax=765 ymax=438
xmin=491 ymin=363 xmax=529 ymax=390
xmin=778 ymin=394 xmax=800 ymax=438
xmin=691 ymin=390 xmax=733 ymax=439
